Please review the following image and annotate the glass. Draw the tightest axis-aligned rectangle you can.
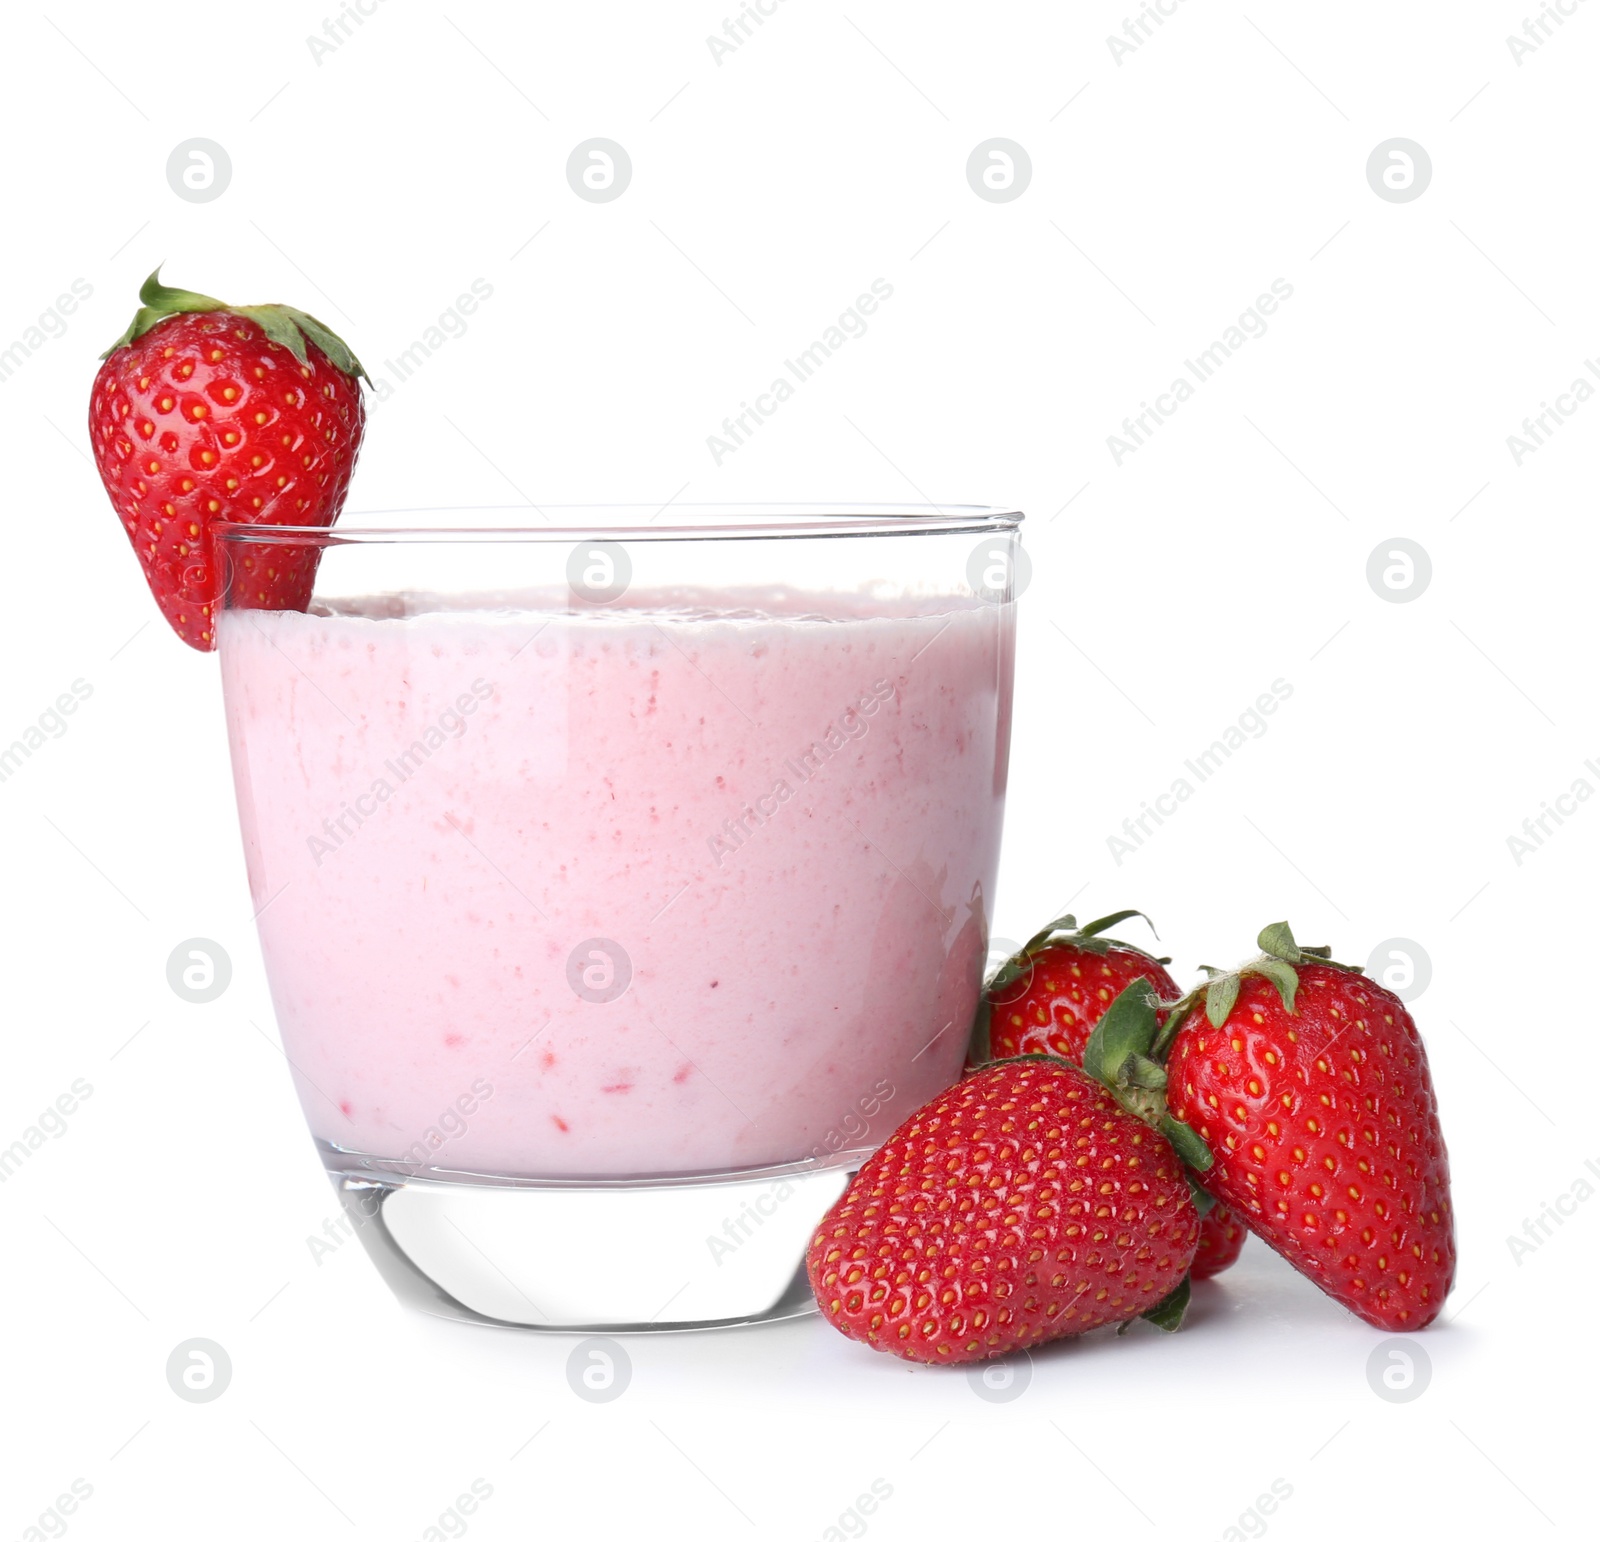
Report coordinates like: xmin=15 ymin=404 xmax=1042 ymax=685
xmin=216 ymin=505 xmax=1022 ymax=1331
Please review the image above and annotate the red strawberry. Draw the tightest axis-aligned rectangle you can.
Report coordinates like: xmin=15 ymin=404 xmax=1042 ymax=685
xmin=806 ymin=1056 xmax=1200 ymax=1363
xmin=1160 ymin=923 xmax=1454 ymax=1328
xmin=975 ymin=910 xmax=1180 ymax=1064
xmin=89 ymin=270 xmax=367 ymax=651
xmin=972 ymin=910 xmax=1248 ymax=1279
xmin=1192 ymin=1205 xmax=1248 ymax=1280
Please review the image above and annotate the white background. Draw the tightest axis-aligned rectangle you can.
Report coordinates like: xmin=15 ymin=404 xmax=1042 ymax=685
xmin=1 ymin=3 xmax=1593 ymax=1538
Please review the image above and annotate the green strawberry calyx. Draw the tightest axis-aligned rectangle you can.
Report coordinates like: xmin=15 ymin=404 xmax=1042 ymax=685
xmin=100 ymin=268 xmax=369 ymax=383
xmin=1153 ymin=920 xmax=1363 ymax=1058
xmin=1077 ymin=980 xmax=1215 ymax=1181
xmin=1124 ymin=1276 xmax=1190 ymax=1335
xmin=989 ymin=909 xmax=1171 ymax=994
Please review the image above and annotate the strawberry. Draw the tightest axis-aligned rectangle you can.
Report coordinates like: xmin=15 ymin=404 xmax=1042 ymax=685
xmin=806 ymin=1056 xmax=1200 ymax=1363
xmin=972 ymin=909 xmax=1248 ymax=1279
xmin=1192 ymin=1205 xmax=1248 ymax=1280
xmin=1159 ymin=923 xmax=1454 ymax=1328
xmin=89 ymin=270 xmax=367 ymax=651
xmin=974 ymin=910 xmax=1180 ymax=1064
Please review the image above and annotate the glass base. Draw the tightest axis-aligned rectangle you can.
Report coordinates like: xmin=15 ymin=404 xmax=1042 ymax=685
xmin=318 ymin=1142 xmax=854 ymax=1332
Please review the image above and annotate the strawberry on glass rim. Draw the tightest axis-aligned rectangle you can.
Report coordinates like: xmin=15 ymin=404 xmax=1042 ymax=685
xmin=88 ymin=269 xmax=367 ymax=651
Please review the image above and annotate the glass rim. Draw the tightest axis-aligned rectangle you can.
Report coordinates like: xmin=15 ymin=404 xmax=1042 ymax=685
xmin=214 ymin=502 xmax=1024 ymax=546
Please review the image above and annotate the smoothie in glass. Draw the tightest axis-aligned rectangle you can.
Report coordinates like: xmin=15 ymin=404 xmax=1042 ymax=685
xmin=220 ymin=587 xmax=1012 ymax=1178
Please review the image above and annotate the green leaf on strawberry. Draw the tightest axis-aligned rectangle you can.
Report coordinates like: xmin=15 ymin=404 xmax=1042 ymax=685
xmin=1137 ymin=1275 xmax=1191 ymax=1333
xmin=1250 ymin=956 xmax=1300 ymax=1014
xmin=1255 ymin=919 xmax=1305 ymax=963
xmin=1161 ymin=920 xmax=1364 ymax=1050
xmin=1017 ymin=908 xmax=1171 ymax=964
xmin=101 ymin=268 xmax=369 ymax=382
xmin=1119 ymin=1053 xmax=1168 ymax=1091
xmin=1158 ymin=1114 xmax=1214 ymax=1173
xmin=1078 ymin=981 xmax=1214 ymax=1173
xmin=1080 ymin=978 xmax=1160 ymax=1086
xmin=1203 ymin=971 xmax=1241 ymax=1029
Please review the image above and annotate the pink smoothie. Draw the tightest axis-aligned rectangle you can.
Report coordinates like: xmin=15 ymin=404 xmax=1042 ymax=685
xmin=220 ymin=589 xmax=1012 ymax=1177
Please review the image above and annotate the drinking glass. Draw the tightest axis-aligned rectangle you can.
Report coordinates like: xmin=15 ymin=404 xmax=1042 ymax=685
xmin=217 ymin=505 xmax=1021 ymax=1331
